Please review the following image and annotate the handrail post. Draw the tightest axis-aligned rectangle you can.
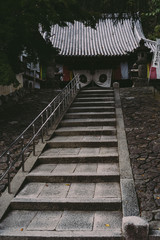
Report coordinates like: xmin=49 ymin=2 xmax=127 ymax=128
xmin=7 ymin=152 xmax=11 ymax=193
xmin=41 ymin=114 xmax=44 ymax=143
xmin=58 ymin=96 xmax=61 ymax=117
xmin=32 ymin=124 xmax=36 ymax=156
xmin=46 ymin=109 xmax=49 ymax=135
xmin=67 ymin=86 xmax=69 ymax=104
xmin=73 ymin=80 xmax=76 ymax=95
xmin=71 ymin=81 xmax=74 ymax=97
xmin=21 ymin=136 xmax=25 ymax=171
xmin=53 ymin=101 xmax=56 ymax=122
xmin=64 ymin=88 xmax=67 ymax=107
xmin=49 ymin=105 xmax=52 ymax=126
xmin=63 ymin=91 xmax=65 ymax=110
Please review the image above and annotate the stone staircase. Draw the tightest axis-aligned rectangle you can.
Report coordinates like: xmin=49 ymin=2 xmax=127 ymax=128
xmin=0 ymin=87 xmax=124 ymax=239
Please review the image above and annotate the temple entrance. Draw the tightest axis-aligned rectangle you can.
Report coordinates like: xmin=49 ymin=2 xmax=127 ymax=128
xmin=74 ymin=69 xmax=112 ymax=88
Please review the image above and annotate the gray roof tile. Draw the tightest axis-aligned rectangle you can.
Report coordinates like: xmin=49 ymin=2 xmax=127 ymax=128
xmin=50 ymin=18 xmax=156 ymax=57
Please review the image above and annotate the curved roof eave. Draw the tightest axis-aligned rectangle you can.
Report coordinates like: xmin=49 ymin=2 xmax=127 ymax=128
xmin=50 ymin=18 xmax=156 ymax=57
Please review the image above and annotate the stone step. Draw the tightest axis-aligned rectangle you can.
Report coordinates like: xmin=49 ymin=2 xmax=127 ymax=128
xmin=64 ymin=112 xmax=115 ymax=119
xmin=47 ymin=135 xmax=118 ymax=148
xmin=54 ymin=126 xmax=116 ymax=136
xmin=74 ymin=97 xmax=115 ymax=102
xmin=60 ymin=118 xmax=116 ymax=127
xmin=11 ymin=198 xmax=121 ymax=211
xmin=81 ymin=89 xmax=114 ymax=93
xmin=77 ymin=93 xmax=114 ymax=98
xmin=0 ymin=87 xmax=124 ymax=240
xmin=38 ymin=155 xmax=119 ymax=164
xmin=31 ymin=162 xmax=119 ymax=174
xmin=67 ymin=106 xmax=115 ymax=113
xmin=0 ymin=210 xmax=122 ymax=239
xmin=39 ymin=147 xmax=118 ymax=163
xmin=72 ymin=101 xmax=115 ymax=107
xmin=14 ymin=182 xmax=121 ymax=200
xmin=27 ymin=172 xmax=120 ymax=183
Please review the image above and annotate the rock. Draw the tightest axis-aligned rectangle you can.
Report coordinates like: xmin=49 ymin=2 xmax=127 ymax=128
xmin=125 ymin=97 xmax=135 ymax=100
xmin=0 ymin=141 xmax=4 ymax=146
xmin=122 ymin=216 xmax=149 ymax=240
xmin=154 ymin=211 xmax=160 ymax=220
xmin=141 ymin=211 xmax=153 ymax=222
xmin=149 ymin=221 xmax=160 ymax=230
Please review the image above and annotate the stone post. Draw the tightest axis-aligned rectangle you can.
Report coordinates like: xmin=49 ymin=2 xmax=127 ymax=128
xmin=123 ymin=216 xmax=149 ymax=240
xmin=135 ymin=39 xmax=150 ymax=87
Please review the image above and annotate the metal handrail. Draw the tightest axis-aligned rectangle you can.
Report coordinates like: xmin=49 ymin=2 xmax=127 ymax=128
xmin=0 ymin=74 xmax=80 ymax=193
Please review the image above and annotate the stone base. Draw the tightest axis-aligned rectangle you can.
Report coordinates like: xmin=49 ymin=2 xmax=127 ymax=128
xmin=123 ymin=216 xmax=149 ymax=240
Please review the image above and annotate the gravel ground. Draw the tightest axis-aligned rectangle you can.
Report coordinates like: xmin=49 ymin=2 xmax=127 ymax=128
xmin=120 ymin=87 xmax=160 ymax=228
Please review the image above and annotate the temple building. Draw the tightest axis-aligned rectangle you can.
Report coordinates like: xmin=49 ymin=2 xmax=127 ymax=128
xmin=49 ymin=16 xmax=156 ymax=87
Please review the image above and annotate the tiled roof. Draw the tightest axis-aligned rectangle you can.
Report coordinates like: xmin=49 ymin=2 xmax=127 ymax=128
xmin=50 ymin=18 xmax=156 ymax=57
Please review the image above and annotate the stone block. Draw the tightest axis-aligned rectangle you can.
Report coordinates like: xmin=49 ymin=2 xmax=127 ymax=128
xmin=39 ymin=183 xmax=70 ymax=198
xmin=75 ymin=163 xmax=97 ymax=173
xmin=94 ymin=182 xmax=120 ymax=198
xmin=67 ymin=183 xmax=95 ymax=198
xmin=27 ymin=211 xmax=62 ymax=231
xmin=0 ymin=210 xmax=37 ymax=230
xmin=53 ymin=163 xmax=77 ymax=173
xmin=57 ymin=211 xmax=94 ymax=230
xmin=59 ymin=148 xmax=80 ymax=155
xmin=123 ymin=216 xmax=149 ymax=240
xmin=113 ymin=82 xmax=120 ymax=88
xmin=16 ymin=183 xmax=45 ymax=198
xmin=32 ymin=164 xmax=57 ymax=173
xmin=97 ymin=163 xmax=119 ymax=174
xmin=94 ymin=211 xmax=122 ymax=230
xmin=79 ymin=147 xmax=100 ymax=155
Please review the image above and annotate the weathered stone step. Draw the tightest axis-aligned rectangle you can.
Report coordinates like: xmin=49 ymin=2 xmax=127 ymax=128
xmin=39 ymin=147 xmax=118 ymax=163
xmin=47 ymin=135 xmax=117 ymax=148
xmin=17 ymin=181 xmax=120 ymax=199
xmin=74 ymin=97 xmax=114 ymax=102
xmin=0 ymin=230 xmax=122 ymax=240
xmin=11 ymin=198 xmax=121 ymax=211
xmin=68 ymin=106 xmax=115 ymax=113
xmin=64 ymin=112 xmax=115 ymax=119
xmin=77 ymin=93 xmax=114 ymax=98
xmin=54 ymin=126 xmax=116 ymax=136
xmin=31 ymin=162 xmax=119 ymax=174
xmin=0 ymin=210 xmax=122 ymax=239
xmin=27 ymin=173 xmax=120 ymax=183
xmin=81 ymin=89 xmax=114 ymax=93
xmin=38 ymin=155 xmax=119 ymax=164
xmin=60 ymin=118 xmax=116 ymax=127
xmin=15 ymin=182 xmax=121 ymax=200
xmin=72 ymin=101 xmax=115 ymax=107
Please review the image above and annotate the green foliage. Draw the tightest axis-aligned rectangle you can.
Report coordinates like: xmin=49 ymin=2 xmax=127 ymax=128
xmin=0 ymin=0 xmax=159 ymax=85
xmin=141 ymin=0 xmax=160 ymax=39
xmin=0 ymin=54 xmax=18 ymax=86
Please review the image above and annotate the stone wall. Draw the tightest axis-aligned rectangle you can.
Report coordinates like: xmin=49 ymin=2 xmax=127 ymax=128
xmin=0 ymin=73 xmax=23 ymax=96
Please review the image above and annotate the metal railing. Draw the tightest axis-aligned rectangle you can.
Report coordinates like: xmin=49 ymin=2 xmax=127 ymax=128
xmin=0 ymin=74 xmax=80 ymax=193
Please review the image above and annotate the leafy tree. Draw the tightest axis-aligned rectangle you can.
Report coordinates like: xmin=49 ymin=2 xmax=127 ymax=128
xmin=141 ymin=0 xmax=160 ymax=39
xmin=0 ymin=0 xmax=158 ymax=86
